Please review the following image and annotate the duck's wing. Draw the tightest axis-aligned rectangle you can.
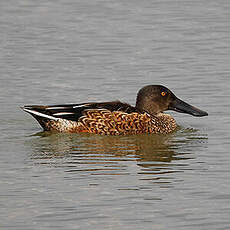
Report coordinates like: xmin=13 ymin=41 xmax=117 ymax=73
xmin=22 ymin=101 xmax=138 ymax=122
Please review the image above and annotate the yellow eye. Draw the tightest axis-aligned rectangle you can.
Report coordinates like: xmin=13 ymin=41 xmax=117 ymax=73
xmin=161 ymin=91 xmax=166 ymax=96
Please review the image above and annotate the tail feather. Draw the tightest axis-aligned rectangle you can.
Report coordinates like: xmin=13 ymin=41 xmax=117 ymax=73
xmin=22 ymin=106 xmax=60 ymax=131
xmin=22 ymin=106 xmax=59 ymax=121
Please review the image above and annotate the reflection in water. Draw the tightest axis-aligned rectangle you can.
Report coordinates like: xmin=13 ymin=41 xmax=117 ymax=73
xmin=26 ymin=128 xmax=207 ymax=181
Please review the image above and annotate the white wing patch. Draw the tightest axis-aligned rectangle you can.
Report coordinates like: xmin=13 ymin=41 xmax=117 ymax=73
xmin=46 ymin=107 xmax=70 ymax=110
xmin=73 ymin=104 xmax=90 ymax=108
xmin=53 ymin=112 xmax=75 ymax=116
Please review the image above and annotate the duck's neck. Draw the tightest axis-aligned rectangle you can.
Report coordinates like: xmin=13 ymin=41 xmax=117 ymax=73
xmin=135 ymin=100 xmax=160 ymax=116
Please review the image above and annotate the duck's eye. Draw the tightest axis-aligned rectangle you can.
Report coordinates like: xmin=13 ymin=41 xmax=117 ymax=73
xmin=161 ymin=91 xmax=166 ymax=96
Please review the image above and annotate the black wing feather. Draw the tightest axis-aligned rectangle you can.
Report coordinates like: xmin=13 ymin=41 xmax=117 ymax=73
xmin=23 ymin=101 xmax=138 ymax=122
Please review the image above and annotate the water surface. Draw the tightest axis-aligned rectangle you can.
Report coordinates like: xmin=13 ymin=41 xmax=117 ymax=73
xmin=0 ymin=0 xmax=230 ymax=229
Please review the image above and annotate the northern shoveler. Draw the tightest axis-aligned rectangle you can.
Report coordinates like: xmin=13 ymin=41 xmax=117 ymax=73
xmin=22 ymin=85 xmax=208 ymax=135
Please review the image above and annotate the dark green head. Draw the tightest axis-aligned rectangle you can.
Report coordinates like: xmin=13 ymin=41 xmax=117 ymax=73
xmin=135 ymin=85 xmax=208 ymax=117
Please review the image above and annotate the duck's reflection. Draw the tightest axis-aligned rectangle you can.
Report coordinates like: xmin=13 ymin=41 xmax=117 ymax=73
xmin=27 ymin=128 xmax=207 ymax=173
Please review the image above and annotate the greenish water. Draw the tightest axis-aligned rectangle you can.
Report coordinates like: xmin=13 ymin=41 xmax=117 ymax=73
xmin=0 ymin=0 xmax=230 ymax=229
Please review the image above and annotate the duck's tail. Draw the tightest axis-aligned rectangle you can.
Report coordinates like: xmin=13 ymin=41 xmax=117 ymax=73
xmin=21 ymin=105 xmax=59 ymax=130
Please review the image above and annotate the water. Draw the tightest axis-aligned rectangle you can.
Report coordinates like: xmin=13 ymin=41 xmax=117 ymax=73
xmin=0 ymin=0 xmax=230 ymax=229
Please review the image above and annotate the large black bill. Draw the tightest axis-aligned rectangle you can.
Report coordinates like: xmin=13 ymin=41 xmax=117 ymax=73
xmin=169 ymin=98 xmax=208 ymax=117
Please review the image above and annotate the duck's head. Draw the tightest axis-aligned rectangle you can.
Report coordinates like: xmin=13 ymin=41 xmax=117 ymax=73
xmin=135 ymin=85 xmax=208 ymax=117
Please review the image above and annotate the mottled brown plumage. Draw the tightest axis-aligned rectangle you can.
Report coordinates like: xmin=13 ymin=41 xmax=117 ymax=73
xmin=40 ymin=110 xmax=177 ymax=135
xmin=22 ymin=85 xmax=208 ymax=135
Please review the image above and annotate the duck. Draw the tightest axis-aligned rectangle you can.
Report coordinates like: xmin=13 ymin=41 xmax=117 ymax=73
xmin=22 ymin=85 xmax=208 ymax=135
